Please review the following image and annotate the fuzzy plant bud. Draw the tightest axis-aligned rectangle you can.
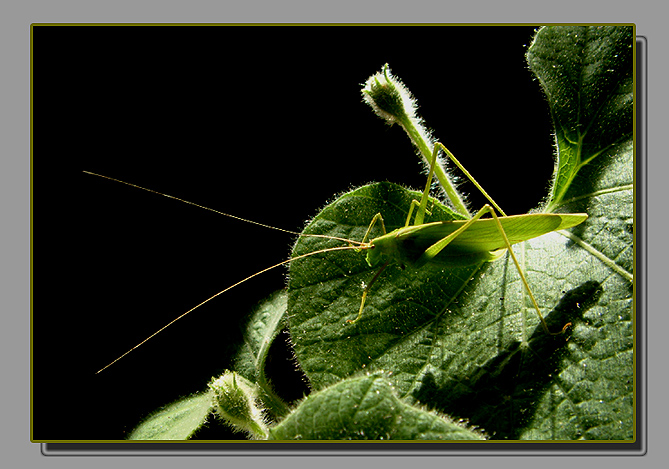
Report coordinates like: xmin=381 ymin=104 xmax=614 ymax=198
xmin=209 ymin=371 xmax=268 ymax=439
xmin=362 ymin=64 xmax=434 ymax=165
xmin=361 ymin=64 xmax=470 ymax=217
xmin=362 ymin=64 xmax=416 ymax=126
xmin=362 ymin=64 xmax=430 ymax=137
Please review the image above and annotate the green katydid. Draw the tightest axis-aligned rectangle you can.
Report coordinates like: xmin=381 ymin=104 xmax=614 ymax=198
xmin=88 ymin=141 xmax=585 ymax=373
xmin=341 ymin=141 xmax=587 ymax=334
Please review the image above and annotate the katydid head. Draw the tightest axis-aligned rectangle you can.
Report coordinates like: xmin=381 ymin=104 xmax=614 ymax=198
xmin=364 ymin=228 xmax=454 ymax=270
xmin=364 ymin=229 xmax=402 ymax=268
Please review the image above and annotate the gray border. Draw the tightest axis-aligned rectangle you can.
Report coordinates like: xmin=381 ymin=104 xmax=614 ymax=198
xmin=9 ymin=1 xmax=665 ymax=468
xmin=38 ymin=30 xmax=646 ymax=458
xmin=637 ymin=35 xmax=648 ymax=459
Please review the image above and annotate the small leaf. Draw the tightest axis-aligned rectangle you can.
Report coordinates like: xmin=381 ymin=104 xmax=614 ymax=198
xmin=233 ymin=291 xmax=287 ymax=383
xmin=127 ymin=392 xmax=213 ymax=440
xmin=232 ymin=291 xmax=292 ymax=419
xmin=269 ymin=373 xmax=484 ymax=440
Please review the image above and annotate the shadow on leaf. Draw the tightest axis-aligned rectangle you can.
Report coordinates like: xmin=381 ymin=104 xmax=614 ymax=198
xmin=413 ymin=280 xmax=603 ymax=439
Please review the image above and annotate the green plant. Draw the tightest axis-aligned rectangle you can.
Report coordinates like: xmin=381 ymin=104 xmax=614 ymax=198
xmin=127 ymin=25 xmax=634 ymax=441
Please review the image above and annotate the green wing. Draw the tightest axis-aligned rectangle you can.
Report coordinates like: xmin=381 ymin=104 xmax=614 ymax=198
xmin=395 ymin=213 xmax=587 ymax=260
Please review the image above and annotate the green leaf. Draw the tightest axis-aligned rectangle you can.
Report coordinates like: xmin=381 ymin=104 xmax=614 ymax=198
xmin=269 ymin=373 xmax=484 ymax=440
xmin=127 ymin=392 xmax=213 ymax=440
xmin=232 ymin=290 xmax=291 ymax=419
xmin=233 ymin=291 xmax=287 ymax=383
xmin=526 ymin=25 xmax=633 ymax=209
xmin=286 ymin=26 xmax=634 ymax=440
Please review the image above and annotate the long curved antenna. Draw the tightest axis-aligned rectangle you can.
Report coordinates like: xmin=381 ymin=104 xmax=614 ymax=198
xmin=95 ymin=244 xmax=368 ymax=374
xmin=85 ymin=170 xmax=375 ymax=373
xmin=83 ymin=171 xmax=365 ymax=247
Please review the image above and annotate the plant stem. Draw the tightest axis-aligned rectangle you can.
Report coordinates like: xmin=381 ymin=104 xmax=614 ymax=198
xmin=398 ymin=115 xmax=471 ymax=218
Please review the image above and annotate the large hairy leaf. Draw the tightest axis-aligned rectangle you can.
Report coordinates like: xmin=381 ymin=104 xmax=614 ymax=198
xmin=286 ymin=26 xmax=634 ymax=440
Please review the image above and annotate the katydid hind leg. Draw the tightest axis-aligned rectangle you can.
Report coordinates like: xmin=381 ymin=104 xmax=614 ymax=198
xmin=485 ymin=208 xmax=571 ymax=336
xmin=434 ymin=142 xmax=507 ymax=217
xmin=411 ymin=203 xmax=570 ymax=336
xmin=429 ymin=143 xmax=571 ymax=333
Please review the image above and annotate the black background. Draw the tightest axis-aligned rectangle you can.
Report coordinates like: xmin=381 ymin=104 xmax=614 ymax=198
xmin=34 ymin=25 xmax=555 ymax=441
